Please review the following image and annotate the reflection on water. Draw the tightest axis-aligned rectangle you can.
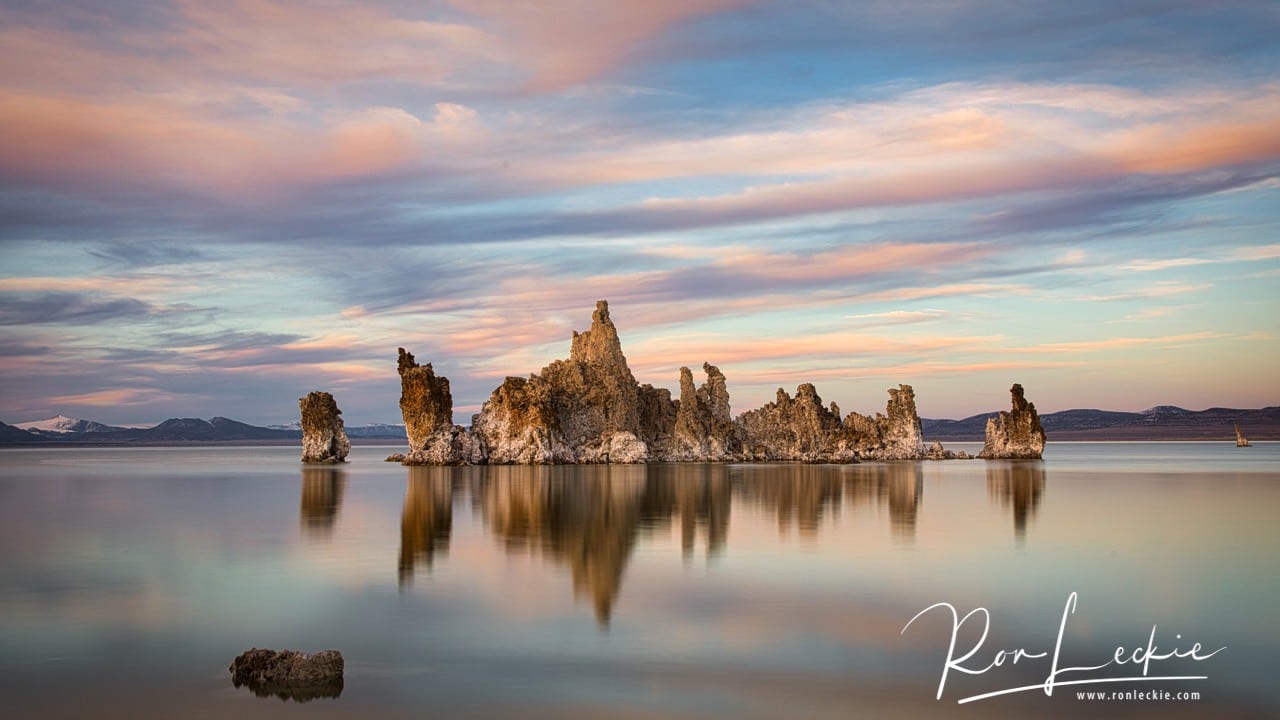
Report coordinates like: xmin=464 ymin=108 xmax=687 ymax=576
xmin=723 ymin=463 xmax=923 ymax=540
xmin=399 ymin=468 xmax=456 ymax=585
xmin=232 ymin=677 xmax=343 ymax=703
xmin=392 ymin=463 xmax=934 ymax=625
xmin=299 ymin=467 xmax=345 ymax=538
xmin=986 ymin=462 xmax=1045 ymax=539
xmin=10 ymin=444 xmax=1280 ymax=719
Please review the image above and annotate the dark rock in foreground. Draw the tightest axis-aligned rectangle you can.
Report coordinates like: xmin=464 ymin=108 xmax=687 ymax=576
xmin=979 ymin=384 xmax=1046 ymax=459
xmin=229 ymin=648 xmax=344 ymax=702
xmin=300 ymin=391 xmax=350 ymax=463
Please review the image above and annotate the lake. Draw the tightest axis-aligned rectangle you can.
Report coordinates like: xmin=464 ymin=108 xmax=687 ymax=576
xmin=1 ymin=443 xmax=1276 ymax=719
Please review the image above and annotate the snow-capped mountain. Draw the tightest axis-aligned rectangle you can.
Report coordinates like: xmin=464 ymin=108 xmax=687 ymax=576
xmin=268 ymin=421 xmax=407 ymax=438
xmin=15 ymin=415 xmax=126 ymax=435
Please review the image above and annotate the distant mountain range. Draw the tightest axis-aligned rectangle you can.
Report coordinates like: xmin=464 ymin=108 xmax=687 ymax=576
xmin=922 ymin=405 xmax=1280 ymax=441
xmin=267 ymin=421 xmax=409 ymax=438
xmin=0 ymin=416 xmax=408 ymax=444
xmin=0 ymin=407 xmax=1274 ymax=445
xmin=15 ymin=414 xmax=129 ymax=435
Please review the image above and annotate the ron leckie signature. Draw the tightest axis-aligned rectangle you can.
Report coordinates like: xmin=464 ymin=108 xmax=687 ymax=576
xmin=901 ymin=592 xmax=1226 ymax=704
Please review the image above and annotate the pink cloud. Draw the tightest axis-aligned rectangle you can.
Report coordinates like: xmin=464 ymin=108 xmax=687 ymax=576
xmin=45 ymin=388 xmax=196 ymax=406
xmin=0 ymin=91 xmax=443 ymax=200
xmin=452 ymin=0 xmax=754 ymax=92
xmin=1012 ymin=331 xmax=1230 ymax=354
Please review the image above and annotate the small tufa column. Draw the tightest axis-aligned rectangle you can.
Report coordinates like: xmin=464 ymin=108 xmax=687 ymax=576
xmin=978 ymin=384 xmax=1046 ymax=459
xmin=300 ymin=391 xmax=351 ymax=463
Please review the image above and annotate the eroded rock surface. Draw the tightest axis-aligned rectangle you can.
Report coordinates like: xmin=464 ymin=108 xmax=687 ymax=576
xmin=299 ymin=391 xmax=350 ymax=463
xmin=398 ymin=348 xmax=484 ymax=465
xmin=473 ymin=301 xmax=670 ymax=464
xmin=667 ymin=363 xmax=738 ymax=461
xmin=978 ymin=384 xmax=1047 ymax=459
xmin=736 ymin=384 xmax=844 ymax=462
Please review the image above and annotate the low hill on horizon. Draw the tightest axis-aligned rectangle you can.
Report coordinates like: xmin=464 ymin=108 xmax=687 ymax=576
xmin=2 ymin=405 xmax=1277 ymax=445
xmin=922 ymin=405 xmax=1280 ymax=441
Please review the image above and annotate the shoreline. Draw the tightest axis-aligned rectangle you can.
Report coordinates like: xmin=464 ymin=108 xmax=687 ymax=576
xmin=2 ymin=438 xmax=1272 ymax=450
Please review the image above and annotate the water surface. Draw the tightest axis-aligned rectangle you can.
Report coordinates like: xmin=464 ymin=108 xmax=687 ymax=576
xmin=1 ymin=443 xmax=1276 ymax=718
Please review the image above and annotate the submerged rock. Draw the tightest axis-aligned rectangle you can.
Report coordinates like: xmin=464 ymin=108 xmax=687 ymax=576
xmin=229 ymin=648 xmax=343 ymax=701
xmin=299 ymin=391 xmax=350 ymax=463
xmin=925 ymin=440 xmax=973 ymax=460
xmin=979 ymin=384 xmax=1046 ymax=459
xmin=384 ymin=452 xmax=406 ymax=463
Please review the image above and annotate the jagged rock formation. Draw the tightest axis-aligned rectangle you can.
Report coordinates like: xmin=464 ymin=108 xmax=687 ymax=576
xmin=398 ymin=348 xmax=485 ymax=465
xmin=471 ymin=301 xmax=675 ymax=464
xmin=395 ymin=299 xmax=973 ymax=465
xmin=737 ymin=384 xmax=846 ymax=462
xmin=669 ymin=363 xmax=738 ymax=460
xmin=837 ymin=385 xmax=928 ymax=460
xmin=735 ymin=383 xmax=950 ymax=462
xmin=978 ymin=384 xmax=1046 ymax=459
xmin=299 ymin=391 xmax=350 ymax=463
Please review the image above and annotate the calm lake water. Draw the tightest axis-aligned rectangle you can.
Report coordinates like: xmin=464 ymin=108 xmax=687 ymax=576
xmin=1 ymin=443 xmax=1276 ymax=719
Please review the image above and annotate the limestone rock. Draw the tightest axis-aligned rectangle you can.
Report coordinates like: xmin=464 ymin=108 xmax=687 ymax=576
xmin=398 ymin=348 xmax=453 ymax=441
xmin=979 ymin=384 xmax=1046 ymax=459
xmin=925 ymin=440 xmax=973 ymax=460
xmin=398 ymin=348 xmax=483 ymax=465
xmin=667 ymin=363 xmax=738 ymax=460
xmin=837 ymin=385 xmax=927 ymax=460
xmin=472 ymin=300 xmax=666 ymax=464
xmin=229 ymin=648 xmax=343 ymax=700
xmin=299 ymin=391 xmax=350 ymax=463
xmin=736 ymin=384 xmax=844 ymax=462
xmin=384 ymin=452 xmax=406 ymax=463
xmin=385 ymin=300 xmax=972 ymax=465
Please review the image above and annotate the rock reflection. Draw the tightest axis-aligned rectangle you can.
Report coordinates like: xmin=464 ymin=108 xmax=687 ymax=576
xmin=299 ymin=467 xmax=345 ymax=538
xmin=234 ymin=679 xmax=343 ymax=702
xmin=645 ymin=464 xmax=731 ymax=559
xmin=986 ymin=462 xmax=1046 ymax=539
xmin=735 ymin=465 xmax=843 ymax=538
xmin=735 ymin=463 xmax=923 ymax=540
xmin=473 ymin=465 xmax=646 ymax=627
xmin=847 ymin=463 xmax=923 ymax=540
xmin=396 ymin=463 xmax=936 ymax=623
xmin=399 ymin=467 xmax=459 ymax=586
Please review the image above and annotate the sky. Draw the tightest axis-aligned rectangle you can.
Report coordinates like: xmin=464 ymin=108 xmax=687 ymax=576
xmin=1 ymin=0 xmax=1278 ymax=427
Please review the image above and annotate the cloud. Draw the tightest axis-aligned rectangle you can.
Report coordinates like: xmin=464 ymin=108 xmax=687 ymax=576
xmin=846 ymin=309 xmax=951 ymax=325
xmin=452 ymin=0 xmax=753 ymax=92
xmin=1013 ymin=331 xmax=1229 ymax=354
xmin=0 ymin=293 xmax=156 ymax=325
xmin=44 ymin=387 xmax=197 ymax=407
xmin=1081 ymin=283 xmax=1213 ymax=302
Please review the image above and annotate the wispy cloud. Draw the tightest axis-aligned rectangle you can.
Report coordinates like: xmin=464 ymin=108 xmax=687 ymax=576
xmin=1013 ymin=331 xmax=1229 ymax=354
xmin=1081 ymin=283 xmax=1214 ymax=303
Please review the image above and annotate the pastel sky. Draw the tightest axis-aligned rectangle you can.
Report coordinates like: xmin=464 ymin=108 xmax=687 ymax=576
xmin=2 ymin=0 xmax=1278 ymax=426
